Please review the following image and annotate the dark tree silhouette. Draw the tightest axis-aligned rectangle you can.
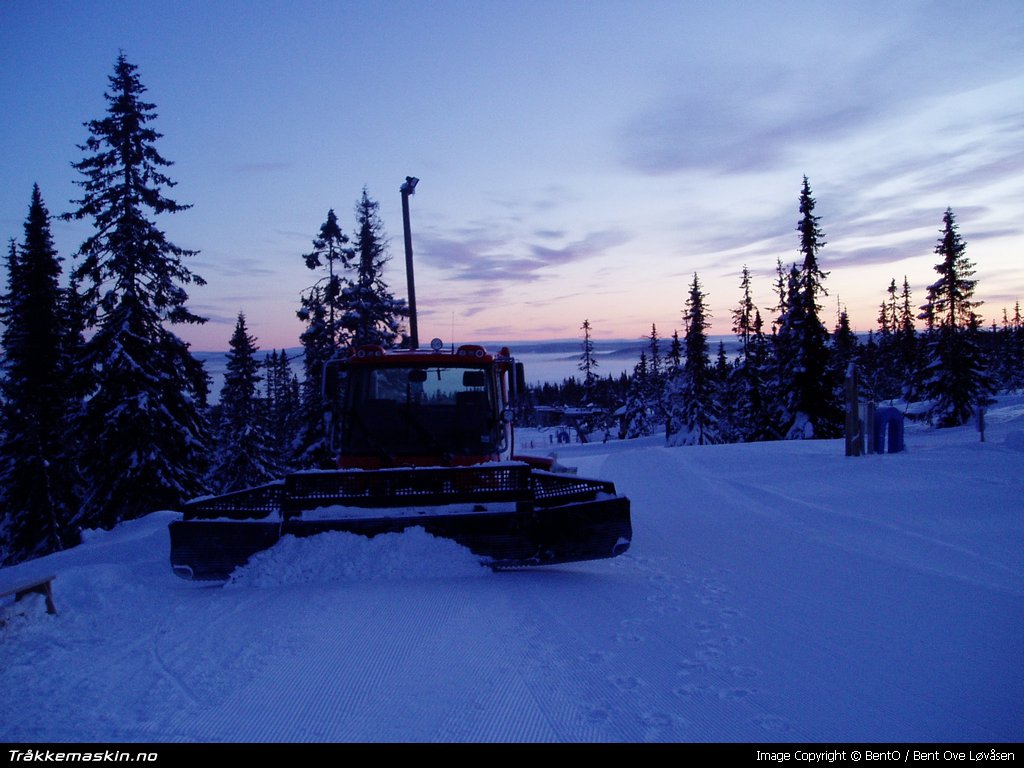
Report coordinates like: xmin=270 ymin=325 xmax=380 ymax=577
xmin=920 ymin=209 xmax=995 ymax=427
xmin=774 ymin=177 xmax=841 ymax=439
xmin=208 ymin=313 xmax=278 ymax=493
xmin=64 ymin=53 xmax=210 ymax=528
xmin=0 ymin=188 xmax=79 ymax=563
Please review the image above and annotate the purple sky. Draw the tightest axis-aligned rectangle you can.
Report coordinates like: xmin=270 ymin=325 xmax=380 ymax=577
xmin=2 ymin=0 xmax=1022 ymax=350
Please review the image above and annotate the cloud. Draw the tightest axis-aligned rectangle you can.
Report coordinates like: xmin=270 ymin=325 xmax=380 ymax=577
xmin=195 ymin=255 xmax=278 ymax=278
xmin=188 ymin=305 xmax=237 ymax=328
xmin=230 ymin=161 xmax=292 ymax=176
xmin=528 ymin=230 xmax=632 ymax=267
xmin=416 ymin=228 xmax=632 ymax=284
xmin=618 ymin=60 xmax=883 ymax=176
xmin=534 ymin=228 xmax=566 ymax=239
xmin=618 ymin=5 xmax=1024 ymax=179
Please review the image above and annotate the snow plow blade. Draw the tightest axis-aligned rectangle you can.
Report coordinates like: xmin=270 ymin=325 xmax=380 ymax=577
xmin=170 ymin=464 xmax=631 ymax=580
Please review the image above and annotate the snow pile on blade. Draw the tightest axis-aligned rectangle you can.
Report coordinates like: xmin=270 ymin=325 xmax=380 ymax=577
xmin=226 ymin=527 xmax=489 ymax=588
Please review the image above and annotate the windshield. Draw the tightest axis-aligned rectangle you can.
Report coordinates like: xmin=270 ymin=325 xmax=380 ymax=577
xmin=341 ymin=364 xmax=499 ymax=458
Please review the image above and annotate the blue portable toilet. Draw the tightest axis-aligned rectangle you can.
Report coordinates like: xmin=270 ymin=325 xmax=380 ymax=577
xmin=873 ymin=407 xmax=905 ymax=453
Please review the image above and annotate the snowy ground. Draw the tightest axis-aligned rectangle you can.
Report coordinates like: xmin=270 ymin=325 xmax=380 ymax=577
xmin=1 ymin=398 xmax=1022 ymax=743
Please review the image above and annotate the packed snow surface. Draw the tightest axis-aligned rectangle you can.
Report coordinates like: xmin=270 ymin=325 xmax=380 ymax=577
xmin=2 ymin=397 xmax=1022 ymax=742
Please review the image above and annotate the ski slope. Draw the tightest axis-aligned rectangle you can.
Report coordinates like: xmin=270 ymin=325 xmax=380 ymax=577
xmin=2 ymin=398 xmax=1022 ymax=742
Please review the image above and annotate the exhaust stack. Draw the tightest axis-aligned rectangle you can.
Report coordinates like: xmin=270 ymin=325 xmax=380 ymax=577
xmin=400 ymin=176 xmax=419 ymax=349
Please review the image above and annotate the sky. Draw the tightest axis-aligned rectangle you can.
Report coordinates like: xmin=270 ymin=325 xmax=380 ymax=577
xmin=2 ymin=0 xmax=1023 ymax=351
xmin=2 ymin=396 xmax=1022 ymax=741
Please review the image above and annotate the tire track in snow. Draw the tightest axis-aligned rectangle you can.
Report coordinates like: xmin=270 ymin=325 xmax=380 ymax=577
xmin=177 ymin=577 xmax=553 ymax=742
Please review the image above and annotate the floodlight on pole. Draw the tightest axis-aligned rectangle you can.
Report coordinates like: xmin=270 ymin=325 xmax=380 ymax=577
xmin=400 ymin=176 xmax=419 ymax=349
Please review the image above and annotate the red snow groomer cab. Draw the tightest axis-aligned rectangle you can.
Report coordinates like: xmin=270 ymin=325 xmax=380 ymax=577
xmin=332 ymin=340 xmax=521 ymax=469
xmin=168 ymin=339 xmax=632 ymax=580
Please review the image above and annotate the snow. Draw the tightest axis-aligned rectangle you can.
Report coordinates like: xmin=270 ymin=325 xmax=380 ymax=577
xmin=226 ymin=529 xmax=488 ymax=588
xmin=1 ymin=396 xmax=1022 ymax=743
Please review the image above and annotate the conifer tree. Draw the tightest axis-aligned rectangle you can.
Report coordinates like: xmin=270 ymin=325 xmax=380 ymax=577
xmin=666 ymin=330 xmax=682 ymax=370
xmin=63 ymin=54 xmax=210 ymax=528
xmin=645 ymin=323 xmax=665 ymax=424
xmin=264 ymin=350 xmax=301 ymax=471
xmin=622 ymin=352 xmax=656 ymax=438
xmin=713 ymin=340 xmax=739 ymax=442
xmin=896 ymin=277 xmax=922 ymax=402
xmin=0 ymin=187 xmax=78 ymax=563
xmin=341 ymin=188 xmax=408 ymax=347
xmin=775 ymin=177 xmax=841 ymax=439
xmin=295 ymin=209 xmax=353 ymax=467
xmin=920 ymin=208 xmax=996 ymax=426
xmin=208 ymin=313 xmax=278 ymax=493
xmin=714 ymin=341 xmax=730 ymax=385
xmin=578 ymin=319 xmax=599 ymax=400
xmin=301 ymin=208 xmax=350 ymax=349
xmin=733 ymin=265 xmax=756 ymax=358
xmin=666 ymin=273 xmax=721 ymax=446
xmin=727 ymin=268 xmax=771 ymax=441
xmin=1005 ymin=302 xmax=1024 ymax=392
xmin=294 ymin=286 xmax=335 ymax=467
xmin=831 ymin=304 xmax=859 ymax=400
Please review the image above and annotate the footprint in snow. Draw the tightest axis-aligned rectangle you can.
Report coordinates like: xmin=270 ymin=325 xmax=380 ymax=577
xmin=676 ymin=658 xmax=709 ymax=676
xmin=718 ymin=687 xmax=756 ymax=700
xmin=730 ymin=666 xmax=760 ymax=679
xmin=673 ymin=683 xmax=711 ymax=699
xmin=691 ymin=619 xmax=724 ymax=633
xmin=754 ymin=713 xmax=793 ymax=733
xmin=720 ymin=635 xmax=749 ymax=648
xmin=702 ymin=578 xmax=729 ymax=594
xmin=641 ymin=711 xmax=678 ymax=730
xmin=608 ymin=674 xmax=645 ymax=691
xmin=694 ymin=645 xmax=725 ymax=662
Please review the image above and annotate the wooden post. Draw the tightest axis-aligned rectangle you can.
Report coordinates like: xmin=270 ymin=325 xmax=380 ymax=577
xmin=844 ymin=363 xmax=861 ymax=456
xmin=865 ymin=401 xmax=876 ymax=454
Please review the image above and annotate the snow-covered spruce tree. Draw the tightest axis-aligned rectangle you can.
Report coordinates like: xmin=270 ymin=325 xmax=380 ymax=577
xmin=661 ymin=330 xmax=682 ymax=436
xmin=622 ymin=351 xmax=656 ymax=438
xmin=645 ymin=323 xmax=666 ymax=425
xmin=263 ymin=349 xmax=301 ymax=471
xmin=578 ymin=319 xmax=599 ymax=402
xmin=727 ymin=267 xmax=771 ymax=441
xmin=733 ymin=265 xmax=756 ymax=359
xmin=294 ymin=284 xmax=336 ymax=468
xmin=207 ymin=313 xmax=278 ymax=493
xmin=63 ymin=54 xmax=210 ymax=529
xmin=341 ymin=188 xmax=408 ymax=348
xmin=870 ymin=279 xmax=901 ymax=401
xmin=294 ymin=207 xmax=353 ymax=468
xmin=748 ymin=310 xmax=778 ymax=441
xmin=0 ymin=188 xmax=78 ymax=563
xmin=712 ymin=339 xmax=741 ymax=443
xmin=919 ymin=208 xmax=996 ymax=427
xmin=774 ymin=177 xmax=841 ymax=439
xmin=1000 ymin=302 xmax=1024 ymax=392
xmin=897 ymin=277 xmax=924 ymax=402
xmin=768 ymin=263 xmax=799 ymax=433
xmin=302 ymin=208 xmax=350 ymax=349
xmin=831 ymin=304 xmax=860 ymax=405
xmin=666 ymin=273 xmax=722 ymax=446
